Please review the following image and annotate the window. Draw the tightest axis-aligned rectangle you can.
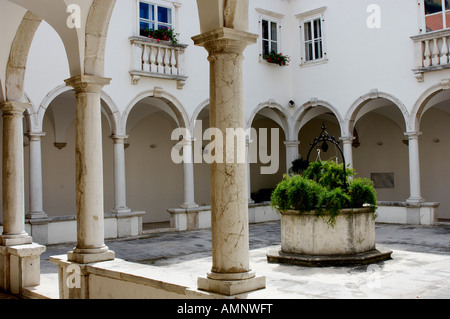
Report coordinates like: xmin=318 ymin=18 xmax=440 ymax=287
xmin=296 ymin=6 xmax=327 ymax=66
xmin=261 ymin=18 xmax=279 ymax=56
xmin=424 ymin=0 xmax=450 ymax=32
xmin=303 ymin=18 xmax=323 ymax=62
xmin=139 ymin=1 xmax=173 ymax=36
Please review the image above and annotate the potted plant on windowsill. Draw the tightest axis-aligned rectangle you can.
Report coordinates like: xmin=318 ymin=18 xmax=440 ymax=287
xmin=140 ymin=28 xmax=179 ymax=44
xmin=267 ymin=160 xmax=392 ymax=266
xmin=263 ymin=50 xmax=290 ymax=66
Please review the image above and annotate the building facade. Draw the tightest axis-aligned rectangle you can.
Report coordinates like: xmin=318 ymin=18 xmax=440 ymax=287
xmin=0 ymin=0 xmax=449 ymax=247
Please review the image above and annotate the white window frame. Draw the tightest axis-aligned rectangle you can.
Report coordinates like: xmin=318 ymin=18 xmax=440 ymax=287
xmin=255 ymin=8 xmax=285 ymax=63
xmin=296 ymin=6 xmax=328 ymax=67
xmin=136 ymin=0 xmax=176 ymax=36
xmin=420 ymin=0 xmax=450 ymax=33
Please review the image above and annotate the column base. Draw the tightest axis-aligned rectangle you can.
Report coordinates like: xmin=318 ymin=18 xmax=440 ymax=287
xmin=197 ymin=271 xmax=266 ymax=296
xmin=0 ymin=243 xmax=46 ymax=294
xmin=406 ymin=197 xmax=425 ymax=204
xmin=26 ymin=211 xmax=48 ymax=219
xmin=180 ymin=203 xmax=199 ymax=209
xmin=67 ymin=248 xmax=115 ymax=264
xmin=1 ymin=233 xmax=33 ymax=246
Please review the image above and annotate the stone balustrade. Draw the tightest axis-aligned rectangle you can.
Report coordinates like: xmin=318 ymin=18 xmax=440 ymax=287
xmin=411 ymin=29 xmax=450 ymax=81
xmin=129 ymin=36 xmax=188 ymax=88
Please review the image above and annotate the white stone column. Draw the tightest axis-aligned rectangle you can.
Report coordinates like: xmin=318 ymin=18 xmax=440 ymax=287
xmin=284 ymin=140 xmax=300 ymax=174
xmin=111 ymin=135 xmax=130 ymax=214
xmin=26 ymin=132 xmax=47 ymax=219
xmin=193 ymin=28 xmax=265 ymax=296
xmin=0 ymin=101 xmax=32 ymax=246
xmin=340 ymin=136 xmax=355 ymax=169
xmin=181 ymin=138 xmax=198 ymax=209
xmin=65 ymin=75 xmax=114 ymax=264
xmin=405 ymin=131 xmax=425 ymax=203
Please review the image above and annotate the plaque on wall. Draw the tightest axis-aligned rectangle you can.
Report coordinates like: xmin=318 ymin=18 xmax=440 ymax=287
xmin=370 ymin=172 xmax=394 ymax=189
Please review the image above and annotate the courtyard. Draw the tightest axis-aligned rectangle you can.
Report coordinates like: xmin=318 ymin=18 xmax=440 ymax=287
xmin=24 ymin=220 xmax=450 ymax=299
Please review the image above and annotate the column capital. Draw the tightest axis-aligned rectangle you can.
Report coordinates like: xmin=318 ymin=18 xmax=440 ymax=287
xmin=339 ymin=136 xmax=355 ymax=144
xmin=192 ymin=27 xmax=258 ymax=55
xmin=111 ymin=135 xmax=129 ymax=143
xmin=284 ymin=140 xmax=300 ymax=147
xmin=1 ymin=101 xmax=30 ymax=114
xmin=404 ymin=131 xmax=422 ymax=140
xmin=64 ymin=75 xmax=111 ymax=94
xmin=25 ymin=131 xmax=46 ymax=141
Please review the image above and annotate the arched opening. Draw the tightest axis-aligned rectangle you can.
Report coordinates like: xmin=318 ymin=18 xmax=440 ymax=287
xmin=38 ymin=90 xmax=115 ymax=217
xmin=249 ymin=106 xmax=287 ymax=203
xmin=192 ymin=104 xmax=211 ymax=207
xmin=294 ymin=101 xmax=344 ymax=171
xmin=124 ymin=96 xmax=185 ymax=226
xmin=416 ymin=89 xmax=450 ymax=221
xmin=350 ymin=97 xmax=409 ymax=202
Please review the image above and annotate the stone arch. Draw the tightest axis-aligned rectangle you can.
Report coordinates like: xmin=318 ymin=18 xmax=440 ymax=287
xmin=123 ymin=88 xmax=190 ymax=134
xmin=345 ymin=90 xmax=409 ymax=136
xmin=190 ymin=99 xmax=210 ymax=132
xmin=409 ymin=79 xmax=450 ymax=132
xmin=247 ymin=100 xmax=290 ymax=139
xmin=5 ymin=11 xmax=42 ymax=102
xmin=33 ymin=84 xmax=120 ymax=136
xmin=293 ymin=99 xmax=345 ymax=138
xmin=84 ymin=0 xmax=117 ymax=76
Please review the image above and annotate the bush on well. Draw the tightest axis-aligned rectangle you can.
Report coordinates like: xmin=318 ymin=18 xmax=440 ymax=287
xmin=271 ymin=160 xmax=377 ymax=226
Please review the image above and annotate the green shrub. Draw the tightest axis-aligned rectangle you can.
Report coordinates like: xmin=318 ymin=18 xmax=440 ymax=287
xmin=270 ymin=160 xmax=377 ymax=226
xmin=303 ymin=160 xmax=355 ymax=190
xmin=347 ymin=178 xmax=377 ymax=212
xmin=287 ymin=175 xmax=323 ymax=212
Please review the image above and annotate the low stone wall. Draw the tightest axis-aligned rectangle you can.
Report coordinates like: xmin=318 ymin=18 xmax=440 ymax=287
xmin=0 ymin=211 xmax=145 ymax=245
xmin=376 ymin=201 xmax=439 ymax=225
xmin=167 ymin=202 xmax=280 ymax=231
xmin=50 ymin=254 xmax=214 ymax=299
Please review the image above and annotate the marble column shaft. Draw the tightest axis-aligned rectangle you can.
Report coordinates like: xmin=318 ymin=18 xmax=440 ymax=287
xmin=0 ymin=101 xmax=32 ymax=246
xmin=111 ymin=135 xmax=130 ymax=213
xmin=193 ymin=28 xmax=265 ymax=295
xmin=181 ymin=138 xmax=198 ymax=209
xmin=65 ymin=75 xmax=114 ymax=263
xmin=405 ymin=131 xmax=424 ymax=203
xmin=27 ymin=132 xmax=47 ymax=219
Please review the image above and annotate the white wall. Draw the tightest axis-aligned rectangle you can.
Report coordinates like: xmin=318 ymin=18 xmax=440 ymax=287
xmin=2 ymin=0 xmax=450 ymax=225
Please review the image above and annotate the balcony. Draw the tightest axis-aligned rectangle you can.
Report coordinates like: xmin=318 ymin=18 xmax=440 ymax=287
xmin=411 ymin=29 xmax=450 ymax=82
xmin=129 ymin=36 xmax=188 ymax=89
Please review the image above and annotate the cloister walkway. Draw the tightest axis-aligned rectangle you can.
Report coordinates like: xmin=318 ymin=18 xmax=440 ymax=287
xmin=26 ymin=221 xmax=450 ymax=299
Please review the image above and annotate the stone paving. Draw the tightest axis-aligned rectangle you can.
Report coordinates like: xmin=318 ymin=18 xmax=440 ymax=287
xmin=31 ymin=220 xmax=450 ymax=299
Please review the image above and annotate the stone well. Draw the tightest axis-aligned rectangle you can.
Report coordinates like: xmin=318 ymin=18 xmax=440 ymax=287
xmin=267 ymin=208 xmax=392 ymax=267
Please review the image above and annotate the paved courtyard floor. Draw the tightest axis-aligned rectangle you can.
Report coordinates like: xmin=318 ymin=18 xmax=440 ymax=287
xmin=32 ymin=220 xmax=450 ymax=299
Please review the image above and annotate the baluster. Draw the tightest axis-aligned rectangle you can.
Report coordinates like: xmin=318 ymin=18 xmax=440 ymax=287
xmin=142 ymin=44 xmax=150 ymax=72
xmin=440 ymin=36 xmax=449 ymax=65
xmin=149 ymin=45 xmax=157 ymax=73
xmin=156 ymin=46 xmax=163 ymax=74
xmin=432 ymin=38 xmax=440 ymax=66
xmin=424 ymin=40 xmax=431 ymax=67
xmin=164 ymin=48 xmax=171 ymax=74
xmin=132 ymin=42 xmax=143 ymax=71
xmin=171 ymin=48 xmax=178 ymax=75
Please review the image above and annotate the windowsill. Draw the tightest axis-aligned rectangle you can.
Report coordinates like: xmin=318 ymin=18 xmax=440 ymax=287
xmin=130 ymin=35 xmax=188 ymax=48
xmin=300 ymin=58 xmax=328 ymax=68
